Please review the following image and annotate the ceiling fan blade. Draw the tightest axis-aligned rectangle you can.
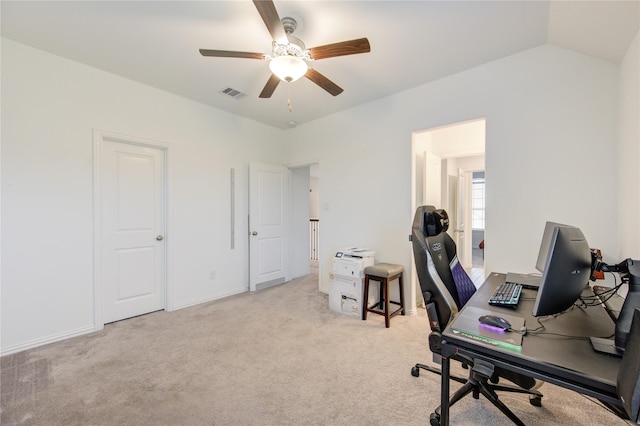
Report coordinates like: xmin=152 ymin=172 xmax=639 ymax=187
xmin=253 ymin=0 xmax=288 ymax=45
xmin=305 ymin=68 xmax=343 ymax=96
xmin=259 ymin=74 xmax=281 ymax=98
xmin=199 ymin=49 xmax=265 ymax=60
xmin=308 ymin=38 xmax=371 ymax=60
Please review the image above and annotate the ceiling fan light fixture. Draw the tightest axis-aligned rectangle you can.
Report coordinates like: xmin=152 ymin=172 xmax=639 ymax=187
xmin=269 ymin=55 xmax=308 ymax=82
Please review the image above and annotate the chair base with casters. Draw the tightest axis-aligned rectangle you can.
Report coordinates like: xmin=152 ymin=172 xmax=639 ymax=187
xmin=411 ymin=333 xmax=472 ymax=385
xmin=410 ymin=332 xmax=542 ymax=425
xmin=411 ymin=362 xmax=467 ymax=385
xmin=412 ymin=360 xmax=542 ymax=426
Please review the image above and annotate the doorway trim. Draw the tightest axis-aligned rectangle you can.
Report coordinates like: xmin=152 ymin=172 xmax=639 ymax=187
xmin=92 ymin=129 xmax=173 ymax=331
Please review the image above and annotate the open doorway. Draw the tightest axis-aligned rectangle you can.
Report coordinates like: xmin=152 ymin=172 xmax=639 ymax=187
xmin=411 ymin=119 xmax=486 ymax=305
xmin=289 ymin=162 xmax=321 ymax=290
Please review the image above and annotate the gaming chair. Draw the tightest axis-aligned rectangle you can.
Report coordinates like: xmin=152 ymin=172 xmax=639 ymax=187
xmin=410 ymin=205 xmax=542 ymax=425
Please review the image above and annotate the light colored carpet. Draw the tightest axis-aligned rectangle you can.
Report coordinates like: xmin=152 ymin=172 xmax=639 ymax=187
xmin=1 ymin=269 xmax=629 ymax=425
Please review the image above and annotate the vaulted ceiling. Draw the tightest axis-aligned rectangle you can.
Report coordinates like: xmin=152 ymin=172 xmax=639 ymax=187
xmin=2 ymin=1 xmax=638 ymax=129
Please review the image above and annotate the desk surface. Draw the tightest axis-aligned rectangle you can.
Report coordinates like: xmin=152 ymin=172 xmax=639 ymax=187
xmin=443 ymin=272 xmax=621 ymax=403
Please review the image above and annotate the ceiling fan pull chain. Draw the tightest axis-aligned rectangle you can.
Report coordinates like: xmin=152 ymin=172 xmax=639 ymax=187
xmin=287 ymin=83 xmax=293 ymax=112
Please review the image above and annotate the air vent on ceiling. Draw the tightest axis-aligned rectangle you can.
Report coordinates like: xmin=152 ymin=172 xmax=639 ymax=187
xmin=220 ymin=87 xmax=247 ymax=100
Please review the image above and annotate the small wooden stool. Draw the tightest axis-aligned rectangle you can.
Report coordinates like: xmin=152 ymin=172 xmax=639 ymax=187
xmin=362 ymin=263 xmax=405 ymax=328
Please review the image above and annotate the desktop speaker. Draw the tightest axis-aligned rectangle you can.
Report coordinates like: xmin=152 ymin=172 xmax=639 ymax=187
xmin=617 ymin=309 xmax=640 ymax=423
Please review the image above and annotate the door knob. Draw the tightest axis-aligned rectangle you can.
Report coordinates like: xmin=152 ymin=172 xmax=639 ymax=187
xmin=251 ymin=231 xmax=258 ymax=236
xmin=156 ymin=235 xmax=164 ymax=241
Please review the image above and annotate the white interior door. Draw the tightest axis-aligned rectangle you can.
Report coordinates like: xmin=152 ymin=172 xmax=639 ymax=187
xmin=447 ymin=174 xmax=459 ymax=239
xmin=100 ymin=139 xmax=166 ymax=323
xmin=249 ymin=162 xmax=288 ymax=291
xmin=423 ymin=151 xmax=442 ymax=207
xmin=457 ymin=169 xmax=473 ymax=268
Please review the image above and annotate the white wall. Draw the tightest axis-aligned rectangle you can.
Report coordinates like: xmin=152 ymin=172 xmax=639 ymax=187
xmin=283 ymin=45 xmax=620 ymax=311
xmin=310 ymin=176 xmax=319 ymax=219
xmin=486 ymin=50 xmax=620 ymax=275
xmin=2 ymin=38 xmax=635 ymax=353
xmin=1 ymin=39 xmax=286 ymax=354
xmin=618 ymin=31 xmax=640 ymax=262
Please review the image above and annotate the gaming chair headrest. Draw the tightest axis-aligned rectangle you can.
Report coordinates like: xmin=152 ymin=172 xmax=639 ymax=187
xmin=422 ymin=206 xmax=449 ymax=237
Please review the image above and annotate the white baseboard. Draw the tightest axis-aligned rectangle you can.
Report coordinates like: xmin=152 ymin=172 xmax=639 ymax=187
xmin=170 ymin=288 xmax=247 ymax=311
xmin=1 ymin=289 xmax=250 ymax=356
xmin=1 ymin=325 xmax=96 ymax=357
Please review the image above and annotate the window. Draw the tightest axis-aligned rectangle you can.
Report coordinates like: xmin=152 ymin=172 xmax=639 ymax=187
xmin=472 ymin=171 xmax=485 ymax=229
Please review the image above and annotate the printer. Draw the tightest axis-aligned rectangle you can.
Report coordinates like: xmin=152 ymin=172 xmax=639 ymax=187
xmin=329 ymin=247 xmax=375 ymax=318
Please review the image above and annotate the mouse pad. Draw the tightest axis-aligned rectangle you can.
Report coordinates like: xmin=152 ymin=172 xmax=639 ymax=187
xmin=450 ymin=306 xmax=525 ymax=348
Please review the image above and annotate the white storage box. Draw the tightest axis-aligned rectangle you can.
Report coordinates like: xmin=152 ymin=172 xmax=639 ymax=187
xmin=329 ymin=275 xmax=363 ymax=318
xmin=329 ymin=274 xmax=379 ymax=318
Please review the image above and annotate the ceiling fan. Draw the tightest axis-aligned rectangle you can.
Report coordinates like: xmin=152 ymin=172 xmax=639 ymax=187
xmin=199 ymin=0 xmax=371 ymax=99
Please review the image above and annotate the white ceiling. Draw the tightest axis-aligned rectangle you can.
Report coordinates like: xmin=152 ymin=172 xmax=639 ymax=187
xmin=2 ymin=1 xmax=638 ymax=129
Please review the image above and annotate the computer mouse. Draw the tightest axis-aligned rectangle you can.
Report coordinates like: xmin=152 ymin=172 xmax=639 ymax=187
xmin=478 ymin=315 xmax=512 ymax=331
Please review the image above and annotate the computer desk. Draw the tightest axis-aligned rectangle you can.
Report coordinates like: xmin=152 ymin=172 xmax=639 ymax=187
xmin=437 ymin=272 xmax=624 ymax=425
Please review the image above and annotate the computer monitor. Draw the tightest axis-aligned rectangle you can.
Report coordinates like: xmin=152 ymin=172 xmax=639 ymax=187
xmin=532 ymin=224 xmax=592 ymax=317
xmin=535 ymin=221 xmax=567 ymax=273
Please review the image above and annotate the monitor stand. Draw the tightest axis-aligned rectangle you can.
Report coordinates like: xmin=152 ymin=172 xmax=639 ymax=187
xmin=590 ymin=337 xmax=623 ymax=358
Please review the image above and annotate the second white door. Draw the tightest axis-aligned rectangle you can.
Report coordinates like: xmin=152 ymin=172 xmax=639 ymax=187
xmin=249 ymin=162 xmax=288 ymax=291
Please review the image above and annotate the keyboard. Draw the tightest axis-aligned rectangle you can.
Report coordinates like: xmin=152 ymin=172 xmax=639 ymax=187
xmin=488 ymin=282 xmax=523 ymax=308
